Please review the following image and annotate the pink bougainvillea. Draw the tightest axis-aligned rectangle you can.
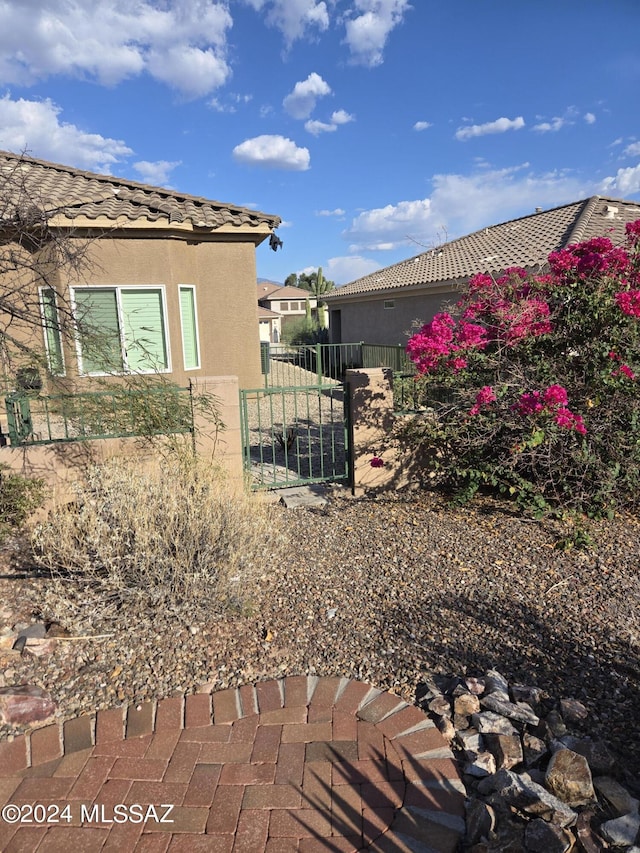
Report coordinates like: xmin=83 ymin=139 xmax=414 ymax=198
xmin=543 ymin=385 xmax=569 ymax=407
xmin=469 ymin=385 xmax=496 ymax=416
xmin=370 ymin=456 xmax=385 ymax=468
xmin=615 ymin=289 xmax=640 ymax=318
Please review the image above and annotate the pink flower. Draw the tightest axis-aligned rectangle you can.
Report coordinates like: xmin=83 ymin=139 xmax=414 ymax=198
xmin=615 ymin=289 xmax=640 ymax=318
xmin=469 ymin=385 xmax=496 ymax=416
xmin=625 ymin=219 xmax=640 ymax=247
xmin=511 ymin=391 xmax=545 ymax=416
xmin=543 ymin=385 xmax=569 ymax=407
xmin=456 ymin=321 xmax=489 ymax=349
xmin=406 ymin=312 xmax=456 ymax=373
xmin=612 ymin=364 xmax=636 ymax=380
xmin=555 ymin=408 xmax=587 ymax=435
xmin=370 ymin=456 xmax=385 ymax=468
xmin=448 ymin=356 xmax=468 ymax=372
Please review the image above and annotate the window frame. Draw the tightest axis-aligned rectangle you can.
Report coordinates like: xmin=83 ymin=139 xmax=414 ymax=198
xmin=71 ymin=284 xmax=172 ymax=376
xmin=38 ymin=286 xmax=66 ymax=375
xmin=383 ymin=299 xmax=395 ymax=310
xmin=178 ymin=284 xmax=201 ymax=371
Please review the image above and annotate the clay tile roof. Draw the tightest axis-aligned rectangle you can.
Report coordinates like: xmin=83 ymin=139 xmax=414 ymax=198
xmin=259 ymin=285 xmax=313 ymax=300
xmin=0 ymin=150 xmax=281 ymax=232
xmin=326 ymin=196 xmax=640 ymax=300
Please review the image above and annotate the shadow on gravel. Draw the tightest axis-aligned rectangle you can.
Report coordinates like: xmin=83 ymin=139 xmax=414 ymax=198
xmin=383 ymin=590 xmax=640 ymax=779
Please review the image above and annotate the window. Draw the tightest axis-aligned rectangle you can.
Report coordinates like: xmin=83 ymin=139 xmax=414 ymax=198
xmin=384 ymin=300 xmax=395 ymax=309
xmin=73 ymin=286 xmax=169 ymax=375
xmin=39 ymin=287 xmax=65 ymax=374
xmin=179 ymin=285 xmax=200 ymax=370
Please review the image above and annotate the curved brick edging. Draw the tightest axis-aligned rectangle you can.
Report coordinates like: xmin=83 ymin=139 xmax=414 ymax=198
xmin=0 ymin=677 xmax=465 ymax=852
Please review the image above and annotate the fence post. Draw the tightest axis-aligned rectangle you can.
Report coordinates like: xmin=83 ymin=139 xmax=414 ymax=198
xmin=344 ymin=368 xmax=406 ymax=495
xmin=316 ymin=342 xmax=322 ymax=385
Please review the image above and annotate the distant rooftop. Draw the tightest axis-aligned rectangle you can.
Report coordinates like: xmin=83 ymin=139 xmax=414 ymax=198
xmin=327 ymin=196 xmax=640 ymax=299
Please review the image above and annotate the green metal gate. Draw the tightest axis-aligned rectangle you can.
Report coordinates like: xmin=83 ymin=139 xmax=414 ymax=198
xmin=239 ymin=383 xmax=349 ymax=489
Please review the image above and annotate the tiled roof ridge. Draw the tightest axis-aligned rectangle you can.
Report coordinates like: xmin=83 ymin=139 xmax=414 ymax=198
xmin=0 ymin=149 xmax=281 ymax=226
xmin=329 ymin=195 xmax=639 ymax=297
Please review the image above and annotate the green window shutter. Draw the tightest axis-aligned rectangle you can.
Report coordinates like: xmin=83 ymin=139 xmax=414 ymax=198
xmin=179 ymin=286 xmax=199 ymax=369
xmin=40 ymin=289 xmax=64 ymax=374
xmin=74 ymin=288 xmax=123 ymax=374
xmin=121 ymin=289 xmax=168 ymax=372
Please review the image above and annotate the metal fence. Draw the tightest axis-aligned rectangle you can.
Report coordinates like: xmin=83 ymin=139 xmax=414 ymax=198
xmin=240 ymin=383 xmax=348 ymax=489
xmin=4 ymin=386 xmax=193 ymax=446
xmin=362 ymin=343 xmax=413 ymax=373
xmin=262 ymin=341 xmax=414 ymax=386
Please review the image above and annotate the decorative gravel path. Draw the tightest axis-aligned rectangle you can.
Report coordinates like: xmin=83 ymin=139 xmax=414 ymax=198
xmin=0 ymin=677 xmax=465 ymax=852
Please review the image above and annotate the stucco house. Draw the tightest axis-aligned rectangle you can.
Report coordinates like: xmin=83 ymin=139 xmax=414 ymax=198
xmin=0 ymin=150 xmax=281 ymax=391
xmin=325 ymin=196 xmax=640 ymax=345
xmin=257 ymin=283 xmax=317 ymax=335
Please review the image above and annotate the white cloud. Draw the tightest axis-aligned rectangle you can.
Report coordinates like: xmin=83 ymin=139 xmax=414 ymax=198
xmin=331 ymin=109 xmax=354 ymax=125
xmin=601 ymin=164 xmax=640 ymax=196
xmin=623 ymin=141 xmax=640 ymax=157
xmin=232 ymin=134 xmax=310 ymax=170
xmin=343 ymin=198 xmax=433 ymax=250
xmin=455 ymin=116 xmax=525 ymax=141
xmin=133 ymin=160 xmax=181 ymax=186
xmin=316 ymin=208 xmax=345 ymax=216
xmin=0 ymin=94 xmax=132 ymax=172
xmin=305 ymin=109 xmax=354 ymax=135
xmin=0 ymin=0 xmax=232 ymax=98
xmin=584 ymin=112 xmax=596 ymax=124
xmin=146 ymin=45 xmax=229 ymax=99
xmin=343 ymin=163 xmax=591 ymax=251
xmin=343 ymin=0 xmax=411 ymax=67
xmin=325 ymin=254 xmax=381 ymax=285
xmin=305 ymin=119 xmax=336 ymax=135
xmin=532 ymin=117 xmax=566 ymax=133
xmin=283 ymin=72 xmax=331 ymax=119
xmin=242 ymin=0 xmax=329 ymax=46
xmin=413 ymin=121 xmax=432 ymax=131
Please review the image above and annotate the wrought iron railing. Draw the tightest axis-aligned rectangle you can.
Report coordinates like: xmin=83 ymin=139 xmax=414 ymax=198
xmin=4 ymin=386 xmax=193 ymax=446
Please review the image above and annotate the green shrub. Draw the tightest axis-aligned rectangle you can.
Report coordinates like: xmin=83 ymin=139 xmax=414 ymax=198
xmin=0 ymin=465 xmax=45 ymax=543
xmin=32 ymin=455 xmax=287 ymax=630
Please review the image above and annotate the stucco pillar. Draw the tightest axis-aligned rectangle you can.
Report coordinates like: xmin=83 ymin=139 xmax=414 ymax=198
xmin=345 ymin=367 xmax=406 ymax=494
xmin=189 ymin=375 xmax=243 ymax=486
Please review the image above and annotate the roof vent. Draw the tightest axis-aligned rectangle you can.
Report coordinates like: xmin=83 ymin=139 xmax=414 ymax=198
xmin=535 ymin=207 xmax=543 ymax=213
xmin=604 ymin=204 xmax=618 ymax=219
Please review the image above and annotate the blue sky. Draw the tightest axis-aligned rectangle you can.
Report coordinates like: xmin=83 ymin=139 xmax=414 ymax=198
xmin=1 ymin=0 xmax=639 ymax=285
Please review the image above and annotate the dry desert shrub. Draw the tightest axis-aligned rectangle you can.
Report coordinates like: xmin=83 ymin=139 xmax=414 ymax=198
xmin=32 ymin=455 xmax=286 ymax=631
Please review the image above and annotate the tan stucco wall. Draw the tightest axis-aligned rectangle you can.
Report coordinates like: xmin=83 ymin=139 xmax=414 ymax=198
xmin=0 ymin=374 xmax=244 ymax=509
xmin=328 ymin=287 xmax=460 ymax=345
xmin=72 ymin=235 xmax=264 ymax=389
xmin=1 ymin=232 xmax=264 ymax=391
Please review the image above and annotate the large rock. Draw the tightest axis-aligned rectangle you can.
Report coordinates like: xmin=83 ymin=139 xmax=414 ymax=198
xmin=524 ymin=818 xmax=575 ymax=852
xmin=600 ymin=812 xmax=640 ymax=847
xmin=479 ymin=769 xmax=577 ymax=827
xmin=545 ymin=748 xmax=596 ymax=807
xmin=485 ymin=733 xmax=524 ymax=771
xmin=480 ymin=693 xmax=539 ymax=726
xmin=0 ymin=685 xmax=57 ymax=725
xmin=594 ymin=775 xmax=636 ymax=816
xmin=472 ymin=710 xmax=518 ymax=736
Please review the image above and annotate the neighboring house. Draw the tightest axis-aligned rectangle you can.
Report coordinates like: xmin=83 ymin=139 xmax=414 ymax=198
xmin=257 ymin=283 xmax=317 ymax=332
xmin=258 ymin=305 xmax=281 ymax=343
xmin=0 ymin=150 xmax=281 ymax=390
xmin=325 ymin=196 xmax=640 ymax=345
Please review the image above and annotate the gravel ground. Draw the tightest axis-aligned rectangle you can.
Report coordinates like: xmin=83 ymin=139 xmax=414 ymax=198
xmin=1 ymin=487 xmax=639 ymax=778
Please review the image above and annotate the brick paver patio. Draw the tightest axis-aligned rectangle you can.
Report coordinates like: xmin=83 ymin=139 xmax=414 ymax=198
xmin=0 ymin=677 xmax=466 ymax=852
